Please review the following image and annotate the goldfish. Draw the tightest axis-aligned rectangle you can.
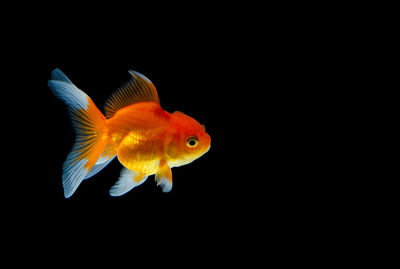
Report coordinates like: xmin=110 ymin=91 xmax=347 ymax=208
xmin=49 ymin=69 xmax=211 ymax=198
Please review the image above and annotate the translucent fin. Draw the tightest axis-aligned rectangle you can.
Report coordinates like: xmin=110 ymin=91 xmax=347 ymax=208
xmin=110 ymin=168 xmax=148 ymax=197
xmin=84 ymin=144 xmax=117 ymax=180
xmin=84 ymin=155 xmax=116 ymax=180
xmin=51 ymin=68 xmax=73 ymax=84
xmin=62 ymin=150 xmax=90 ymax=198
xmin=157 ymin=177 xmax=173 ymax=193
xmin=49 ymin=80 xmax=88 ymax=111
xmin=104 ymin=70 xmax=160 ymax=118
xmin=155 ymin=160 xmax=173 ymax=193
xmin=49 ymin=69 xmax=108 ymax=198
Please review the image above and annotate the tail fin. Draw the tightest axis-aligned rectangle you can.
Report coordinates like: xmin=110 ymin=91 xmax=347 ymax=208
xmin=49 ymin=69 xmax=110 ymax=198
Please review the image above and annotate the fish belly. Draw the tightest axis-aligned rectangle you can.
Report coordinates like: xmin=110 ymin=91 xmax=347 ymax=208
xmin=116 ymin=131 xmax=161 ymax=175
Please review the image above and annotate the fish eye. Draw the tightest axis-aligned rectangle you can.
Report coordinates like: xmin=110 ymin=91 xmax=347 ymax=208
xmin=186 ymin=136 xmax=199 ymax=148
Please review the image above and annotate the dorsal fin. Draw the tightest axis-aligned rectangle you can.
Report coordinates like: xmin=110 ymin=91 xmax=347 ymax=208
xmin=104 ymin=71 xmax=160 ymax=118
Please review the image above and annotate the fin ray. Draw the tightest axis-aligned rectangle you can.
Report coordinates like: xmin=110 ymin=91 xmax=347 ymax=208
xmin=110 ymin=168 xmax=148 ymax=196
xmin=104 ymin=71 xmax=160 ymax=118
xmin=155 ymin=160 xmax=173 ymax=193
xmin=84 ymin=155 xmax=116 ymax=180
xmin=84 ymin=144 xmax=117 ymax=180
xmin=49 ymin=69 xmax=108 ymax=198
xmin=51 ymin=68 xmax=73 ymax=84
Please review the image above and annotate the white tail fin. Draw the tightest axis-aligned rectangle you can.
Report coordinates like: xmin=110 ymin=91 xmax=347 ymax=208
xmin=49 ymin=69 xmax=110 ymax=198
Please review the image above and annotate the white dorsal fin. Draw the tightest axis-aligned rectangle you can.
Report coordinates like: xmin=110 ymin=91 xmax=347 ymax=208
xmin=109 ymin=168 xmax=148 ymax=196
xmin=104 ymin=71 xmax=160 ymax=118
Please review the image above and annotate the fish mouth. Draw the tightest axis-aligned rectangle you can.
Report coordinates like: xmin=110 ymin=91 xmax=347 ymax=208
xmin=172 ymin=145 xmax=211 ymax=168
xmin=205 ymin=145 xmax=211 ymax=154
xmin=198 ymin=145 xmax=211 ymax=159
xmin=189 ymin=144 xmax=211 ymax=161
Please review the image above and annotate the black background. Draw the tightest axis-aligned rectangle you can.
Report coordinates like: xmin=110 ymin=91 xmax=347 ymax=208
xmin=2 ymin=9 xmax=343 ymax=264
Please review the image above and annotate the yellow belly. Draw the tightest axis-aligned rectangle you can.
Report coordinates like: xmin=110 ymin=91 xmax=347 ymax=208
xmin=123 ymin=158 xmax=160 ymax=175
xmin=113 ymin=130 xmax=161 ymax=175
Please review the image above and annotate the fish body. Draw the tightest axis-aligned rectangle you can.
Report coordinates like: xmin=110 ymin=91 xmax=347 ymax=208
xmin=106 ymin=103 xmax=169 ymax=174
xmin=49 ymin=69 xmax=211 ymax=198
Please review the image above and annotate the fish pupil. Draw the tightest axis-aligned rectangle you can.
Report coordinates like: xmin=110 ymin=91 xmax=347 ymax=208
xmin=189 ymin=139 xmax=197 ymax=146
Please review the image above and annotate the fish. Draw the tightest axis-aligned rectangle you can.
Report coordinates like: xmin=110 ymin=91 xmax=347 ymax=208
xmin=49 ymin=69 xmax=211 ymax=198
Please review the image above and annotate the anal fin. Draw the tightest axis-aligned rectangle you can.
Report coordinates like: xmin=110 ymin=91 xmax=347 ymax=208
xmin=110 ymin=168 xmax=148 ymax=197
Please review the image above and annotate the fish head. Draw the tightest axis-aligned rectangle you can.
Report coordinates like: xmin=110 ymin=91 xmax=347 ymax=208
xmin=164 ymin=111 xmax=211 ymax=167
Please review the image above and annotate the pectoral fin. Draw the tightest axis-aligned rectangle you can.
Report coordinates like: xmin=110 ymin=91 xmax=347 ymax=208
xmin=155 ymin=160 xmax=173 ymax=193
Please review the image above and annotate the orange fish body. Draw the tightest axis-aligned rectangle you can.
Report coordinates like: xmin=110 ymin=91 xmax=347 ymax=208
xmin=49 ymin=69 xmax=211 ymax=198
